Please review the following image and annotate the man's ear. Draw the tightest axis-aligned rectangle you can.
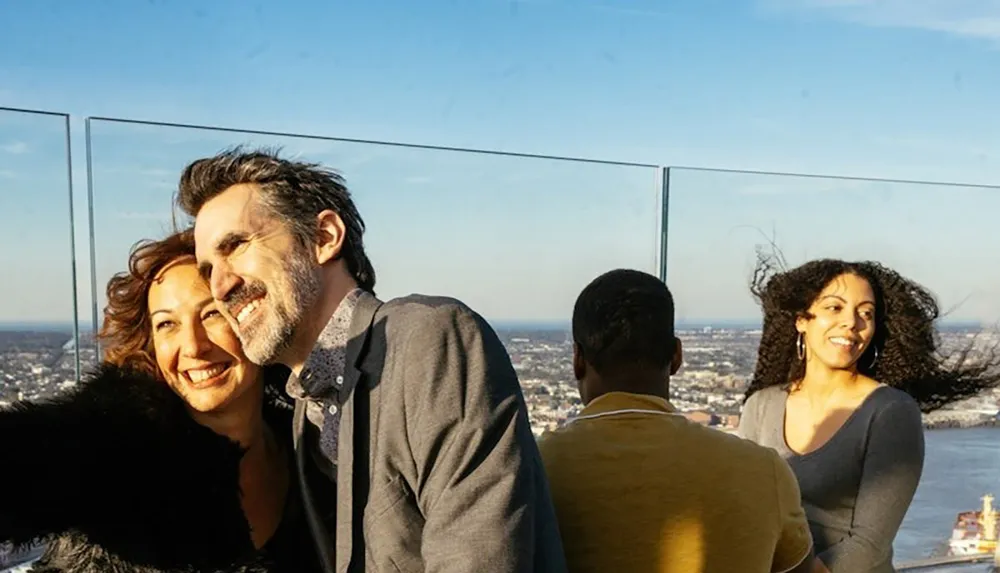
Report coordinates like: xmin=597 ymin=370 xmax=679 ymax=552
xmin=572 ymin=343 xmax=586 ymax=381
xmin=315 ymin=210 xmax=347 ymax=265
xmin=670 ymin=336 xmax=683 ymax=375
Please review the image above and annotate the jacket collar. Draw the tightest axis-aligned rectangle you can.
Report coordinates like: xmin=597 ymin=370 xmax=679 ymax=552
xmin=293 ymin=290 xmax=382 ymax=573
xmin=336 ymin=289 xmax=382 ymax=573
xmin=339 ymin=290 xmax=382 ymax=401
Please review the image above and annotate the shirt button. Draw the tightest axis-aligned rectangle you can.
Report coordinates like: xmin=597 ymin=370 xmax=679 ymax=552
xmin=335 ymin=375 xmax=344 ymax=387
xmin=328 ymin=404 xmax=339 ymax=416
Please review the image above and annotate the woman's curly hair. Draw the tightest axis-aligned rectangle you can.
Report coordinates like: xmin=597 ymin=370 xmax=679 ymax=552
xmin=98 ymin=229 xmax=196 ymax=379
xmin=744 ymin=250 xmax=1000 ymax=413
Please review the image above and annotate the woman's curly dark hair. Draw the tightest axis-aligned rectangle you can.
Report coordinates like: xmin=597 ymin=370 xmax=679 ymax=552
xmin=744 ymin=250 xmax=1000 ymax=413
xmin=98 ymin=229 xmax=196 ymax=380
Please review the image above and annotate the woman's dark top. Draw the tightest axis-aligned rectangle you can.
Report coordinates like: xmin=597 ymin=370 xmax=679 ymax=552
xmin=0 ymin=362 xmax=325 ymax=573
xmin=255 ymin=380 xmax=324 ymax=572
xmin=738 ymin=385 xmax=925 ymax=573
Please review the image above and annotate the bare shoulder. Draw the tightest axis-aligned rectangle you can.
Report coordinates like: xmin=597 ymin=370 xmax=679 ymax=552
xmin=856 ymin=375 xmax=885 ymax=397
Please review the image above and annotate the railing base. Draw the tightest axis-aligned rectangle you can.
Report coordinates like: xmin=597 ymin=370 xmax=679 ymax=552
xmin=897 ymin=552 xmax=996 ymax=571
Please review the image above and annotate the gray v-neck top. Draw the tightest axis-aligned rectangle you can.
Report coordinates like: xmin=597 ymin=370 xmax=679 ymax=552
xmin=738 ymin=385 xmax=925 ymax=573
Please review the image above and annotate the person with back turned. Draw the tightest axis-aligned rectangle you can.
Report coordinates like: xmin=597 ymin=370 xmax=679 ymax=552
xmin=538 ymin=268 xmax=817 ymax=573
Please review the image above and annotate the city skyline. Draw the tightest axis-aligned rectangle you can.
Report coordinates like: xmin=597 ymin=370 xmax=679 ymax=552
xmin=0 ymin=316 xmax=988 ymax=335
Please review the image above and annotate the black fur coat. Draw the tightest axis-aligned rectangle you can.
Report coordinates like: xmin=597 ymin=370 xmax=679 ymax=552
xmin=0 ymin=362 xmax=315 ymax=573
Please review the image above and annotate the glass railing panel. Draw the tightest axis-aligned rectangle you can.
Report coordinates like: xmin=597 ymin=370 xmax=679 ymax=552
xmin=665 ymin=167 xmax=1000 ymax=566
xmin=86 ymin=118 xmax=663 ymax=434
xmin=0 ymin=109 xmax=80 ymax=407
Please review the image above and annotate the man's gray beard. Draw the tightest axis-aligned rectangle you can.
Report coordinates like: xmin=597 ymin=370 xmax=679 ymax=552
xmin=241 ymin=252 xmax=322 ymax=366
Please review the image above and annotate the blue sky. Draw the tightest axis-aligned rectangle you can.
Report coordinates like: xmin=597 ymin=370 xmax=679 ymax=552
xmin=2 ymin=0 xmax=1000 ymax=326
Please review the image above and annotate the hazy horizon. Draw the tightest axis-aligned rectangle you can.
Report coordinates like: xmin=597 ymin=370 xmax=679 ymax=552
xmin=0 ymin=318 xmax=987 ymax=334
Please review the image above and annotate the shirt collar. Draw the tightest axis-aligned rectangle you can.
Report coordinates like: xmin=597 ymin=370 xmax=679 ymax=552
xmin=285 ymin=287 xmax=363 ymax=399
xmin=579 ymin=391 xmax=677 ymax=418
xmin=312 ymin=287 xmax=363 ymax=353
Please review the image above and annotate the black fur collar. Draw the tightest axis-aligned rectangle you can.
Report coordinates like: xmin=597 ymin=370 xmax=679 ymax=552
xmin=0 ymin=362 xmax=292 ymax=572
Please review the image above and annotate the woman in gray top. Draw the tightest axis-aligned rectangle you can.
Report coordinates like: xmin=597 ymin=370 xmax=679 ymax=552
xmin=738 ymin=255 xmax=1000 ymax=573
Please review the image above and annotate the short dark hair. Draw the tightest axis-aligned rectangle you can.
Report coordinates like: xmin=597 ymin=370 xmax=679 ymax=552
xmin=176 ymin=146 xmax=376 ymax=292
xmin=572 ymin=269 xmax=676 ymax=376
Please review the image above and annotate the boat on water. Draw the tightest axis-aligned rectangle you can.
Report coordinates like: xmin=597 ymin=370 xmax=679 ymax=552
xmin=949 ymin=494 xmax=1000 ymax=556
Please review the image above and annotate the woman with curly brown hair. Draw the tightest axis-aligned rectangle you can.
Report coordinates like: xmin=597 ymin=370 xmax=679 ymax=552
xmin=738 ymin=254 xmax=1000 ymax=573
xmin=0 ymin=229 xmax=325 ymax=573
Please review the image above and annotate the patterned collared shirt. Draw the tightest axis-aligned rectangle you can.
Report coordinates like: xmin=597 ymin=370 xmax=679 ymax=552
xmin=285 ymin=288 xmax=363 ymax=481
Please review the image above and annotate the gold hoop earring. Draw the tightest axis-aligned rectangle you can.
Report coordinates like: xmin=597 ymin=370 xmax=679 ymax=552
xmin=796 ymin=333 xmax=806 ymax=361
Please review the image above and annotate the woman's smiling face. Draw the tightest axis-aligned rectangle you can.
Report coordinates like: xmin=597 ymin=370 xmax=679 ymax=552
xmin=796 ymin=272 xmax=877 ymax=372
xmin=148 ymin=260 xmax=260 ymax=413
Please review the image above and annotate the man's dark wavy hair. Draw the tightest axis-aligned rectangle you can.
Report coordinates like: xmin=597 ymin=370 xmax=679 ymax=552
xmin=744 ymin=250 xmax=1000 ymax=413
xmin=175 ymin=146 xmax=375 ymax=292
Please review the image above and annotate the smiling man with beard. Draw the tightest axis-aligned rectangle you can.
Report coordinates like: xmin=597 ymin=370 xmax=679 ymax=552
xmin=176 ymin=147 xmax=567 ymax=573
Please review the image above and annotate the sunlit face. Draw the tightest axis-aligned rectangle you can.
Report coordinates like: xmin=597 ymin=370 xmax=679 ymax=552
xmin=193 ymin=184 xmax=322 ymax=365
xmin=796 ymin=272 xmax=877 ymax=372
xmin=148 ymin=260 xmax=261 ymax=413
